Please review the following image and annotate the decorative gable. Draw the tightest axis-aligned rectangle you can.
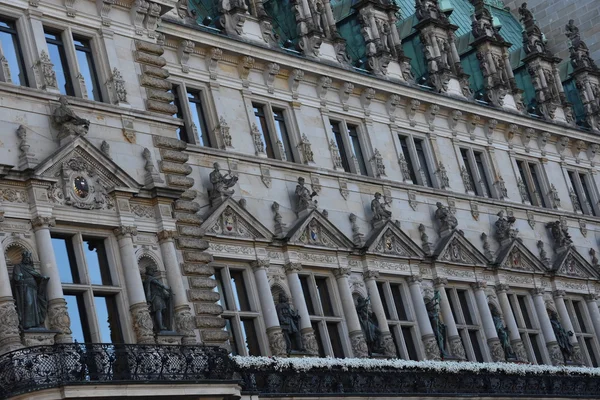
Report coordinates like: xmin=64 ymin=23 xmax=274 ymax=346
xmin=495 ymin=240 xmax=547 ymax=273
xmin=33 ymin=137 xmax=139 ymax=210
xmin=286 ymin=210 xmax=354 ymax=250
xmin=201 ymin=198 xmax=272 ymax=241
xmin=434 ymin=231 xmax=488 ymax=266
xmin=363 ymin=221 xmax=424 ymax=258
xmin=554 ymin=248 xmax=599 ymax=279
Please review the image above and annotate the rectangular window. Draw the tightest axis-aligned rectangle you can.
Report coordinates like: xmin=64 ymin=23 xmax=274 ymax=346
xmin=348 ymin=125 xmax=367 ymax=175
xmin=326 ymin=322 xmax=345 ymax=358
xmin=474 ymin=152 xmax=492 ymax=196
xmin=229 ymin=269 xmax=251 ymax=312
xmin=509 ymin=293 xmax=546 ymax=364
xmin=399 ymin=136 xmax=418 ymax=183
xmin=0 ymin=18 xmax=28 ymax=86
xmin=379 ymin=281 xmax=418 ymax=360
xmin=187 ymin=90 xmax=211 ymax=147
xmin=448 ymin=288 xmax=485 ymax=362
xmin=240 ymin=318 xmax=261 ymax=356
xmin=315 ymin=277 xmax=335 ymax=317
xmin=65 ymin=294 xmax=90 ymax=343
xmin=579 ymin=173 xmax=596 ymax=216
xmin=329 ymin=118 xmax=369 ymax=176
xmin=73 ymin=37 xmax=102 ymax=101
xmin=585 ymin=338 xmax=598 ymax=367
xmin=300 ymin=275 xmax=315 ymax=315
xmin=516 ymin=160 xmax=548 ymax=207
xmin=51 ymin=236 xmax=79 ymax=284
xmin=171 ymin=85 xmax=189 ymax=142
xmin=83 ymin=238 xmax=111 ymax=286
xmin=253 ymin=103 xmax=275 ymax=159
xmin=93 ymin=295 xmax=123 ymax=343
xmin=516 ymin=161 xmax=533 ymax=204
xmin=529 ymin=163 xmax=546 ymax=207
xmin=331 ymin=121 xmax=351 ymax=172
xmin=414 ymin=139 xmax=432 ymax=187
xmin=568 ymin=171 xmax=597 ymax=215
xmin=311 ymin=321 xmax=326 ymax=357
xmin=460 ymin=148 xmax=477 ymax=192
xmin=273 ymin=108 xmax=295 ymax=162
xmin=567 ymin=298 xmax=599 ymax=367
xmin=45 ymin=30 xmax=74 ymax=96
xmin=460 ymin=148 xmax=493 ymax=197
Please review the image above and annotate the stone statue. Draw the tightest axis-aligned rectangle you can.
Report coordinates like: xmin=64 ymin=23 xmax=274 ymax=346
xmin=371 ymin=192 xmax=392 ymax=225
xmin=143 ymin=265 xmax=173 ymax=332
xmin=490 ymin=305 xmax=516 ymax=360
xmin=548 ymin=309 xmax=574 ymax=363
xmin=495 ymin=210 xmax=517 ymax=243
xmin=546 ymin=220 xmax=573 ymax=250
xmin=565 ymin=19 xmax=580 ymax=46
xmin=356 ymin=296 xmax=383 ymax=356
xmin=276 ymin=292 xmax=304 ymax=353
xmin=12 ymin=250 xmax=49 ymax=330
xmin=426 ymin=290 xmax=449 ymax=358
xmin=52 ymin=96 xmax=90 ymax=137
xmin=209 ymin=162 xmax=238 ymax=204
xmin=435 ymin=202 xmax=458 ymax=232
xmin=295 ymin=177 xmax=317 ymax=213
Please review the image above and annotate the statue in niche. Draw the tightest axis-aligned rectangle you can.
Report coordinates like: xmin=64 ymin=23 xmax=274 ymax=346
xmin=12 ymin=250 xmax=49 ymax=330
xmin=295 ymin=177 xmax=317 ymax=213
xmin=276 ymin=292 xmax=304 ymax=353
xmin=143 ymin=265 xmax=174 ymax=332
xmin=371 ymin=192 xmax=392 ymax=225
xmin=548 ymin=309 xmax=574 ymax=363
xmin=435 ymin=202 xmax=458 ymax=232
xmin=426 ymin=290 xmax=449 ymax=358
xmin=52 ymin=96 xmax=90 ymax=137
xmin=209 ymin=162 xmax=238 ymax=204
xmin=490 ymin=305 xmax=516 ymax=360
xmin=376 ymin=19 xmax=391 ymax=52
xmin=356 ymin=296 xmax=383 ymax=356
xmin=495 ymin=210 xmax=517 ymax=242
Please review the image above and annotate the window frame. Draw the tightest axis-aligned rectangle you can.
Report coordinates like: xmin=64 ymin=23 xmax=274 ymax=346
xmin=172 ymin=82 xmax=217 ymax=146
xmin=515 ymin=159 xmax=551 ymax=208
xmin=72 ymin=35 xmax=103 ymax=102
xmin=566 ymin=169 xmax=599 ymax=216
xmin=394 ymin=132 xmax=436 ymax=187
xmin=508 ymin=292 xmax=549 ymax=365
xmin=446 ymin=286 xmax=488 ymax=362
xmin=565 ymin=297 xmax=600 ymax=367
xmin=326 ymin=116 xmax=373 ymax=176
xmin=0 ymin=16 xmax=29 ymax=87
xmin=458 ymin=147 xmax=495 ymax=198
xmin=248 ymin=98 xmax=299 ymax=162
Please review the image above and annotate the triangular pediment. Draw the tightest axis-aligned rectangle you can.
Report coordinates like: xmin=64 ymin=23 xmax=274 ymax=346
xmin=363 ymin=221 xmax=424 ymax=259
xmin=285 ymin=210 xmax=354 ymax=250
xmin=434 ymin=231 xmax=488 ymax=266
xmin=553 ymin=248 xmax=599 ymax=279
xmin=201 ymin=198 xmax=273 ymax=241
xmin=495 ymin=240 xmax=547 ymax=273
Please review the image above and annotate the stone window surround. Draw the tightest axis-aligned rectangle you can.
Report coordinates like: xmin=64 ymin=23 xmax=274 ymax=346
xmin=40 ymin=21 xmax=108 ymax=102
xmin=0 ymin=9 xmax=36 ymax=89
xmin=376 ymin=279 xmax=422 ymax=360
xmin=511 ymin=156 xmax=552 ymax=208
xmin=171 ymin=80 xmax=218 ymax=147
xmin=299 ymin=270 xmax=350 ymax=358
xmin=446 ymin=285 xmax=489 ymax=362
xmin=565 ymin=296 xmax=600 ymax=367
xmin=392 ymin=130 xmax=438 ymax=188
xmin=243 ymin=94 xmax=302 ymax=163
xmin=563 ymin=167 xmax=600 ymax=216
xmin=507 ymin=291 xmax=550 ymax=365
xmin=0 ymin=15 xmax=28 ymax=86
xmin=455 ymin=144 xmax=497 ymax=199
xmin=50 ymin=226 xmax=133 ymax=344
xmin=214 ymin=262 xmax=269 ymax=356
xmin=324 ymin=114 xmax=374 ymax=177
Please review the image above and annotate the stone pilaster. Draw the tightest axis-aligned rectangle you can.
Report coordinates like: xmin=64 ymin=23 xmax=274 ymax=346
xmin=531 ymin=288 xmax=562 ymax=365
xmin=434 ymin=278 xmax=465 ymax=360
xmin=472 ymin=281 xmax=505 ymax=362
xmin=284 ymin=262 xmax=319 ymax=355
xmin=334 ymin=267 xmax=368 ymax=358
xmin=363 ymin=270 xmax=396 ymax=357
xmin=408 ymin=276 xmax=441 ymax=360
xmin=495 ymin=284 xmax=528 ymax=362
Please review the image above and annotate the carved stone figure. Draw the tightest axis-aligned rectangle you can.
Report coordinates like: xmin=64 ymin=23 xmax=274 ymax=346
xmin=548 ymin=309 xmax=573 ymax=363
xmin=209 ymin=162 xmax=238 ymax=204
xmin=143 ymin=265 xmax=173 ymax=332
xmin=435 ymin=202 xmax=458 ymax=233
xmin=546 ymin=220 xmax=573 ymax=250
xmin=12 ymin=250 xmax=49 ymax=330
xmin=495 ymin=210 xmax=517 ymax=243
xmin=491 ymin=305 xmax=516 ymax=360
xmin=356 ymin=296 xmax=383 ymax=356
xmin=295 ymin=177 xmax=317 ymax=213
xmin=52 ymin=96 xmax=90 ymax=137
xmin=371 ymin=192 xmax=392 ymax=225
xmin=276 ymin=292 xmax=304 ymax=353
xmin=426 ymin=290 xmax=449 ymax=358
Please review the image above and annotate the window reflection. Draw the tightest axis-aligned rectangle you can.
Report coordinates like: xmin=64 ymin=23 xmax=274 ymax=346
xmin=73 ymin=37 xmax=102 ymax=101
xmin=44 ymin=30 xmax=73 ymax=96
xmin=65 ymin=294 xmax=89 ymax=343
xmin=51 ymin=236 xmax=79 ymax=283
xmin=0 ymin=18 xmax=28 ymax=86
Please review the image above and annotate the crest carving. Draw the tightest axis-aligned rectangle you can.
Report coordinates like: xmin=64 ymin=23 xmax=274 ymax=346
xmin=209 ymin=206 xmax=255 ymax=238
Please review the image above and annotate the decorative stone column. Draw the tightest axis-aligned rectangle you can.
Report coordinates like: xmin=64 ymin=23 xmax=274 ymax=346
xmin=0 ymin=219 xmax=23 ymax=353
xmin=157 ymin=230 xmax=196 ymax=345
xmin=251 ymin=259 xmax=287 ymax=356
xmin=585 ymin=294 xmax=600 ymax=344
xmin=553 ymin=290 xmax=582 ymax=364
xmin=334 ymin=267 xmax=368 ymax=358
xmin=495 ymin=284 xmax=527 ymax=361
xmin=363 ymin=270 xmax=396 ymax=357
xmin=32 ymin=216 xmax=72 ymax=343
xmin=531 ymin=288 xmax=562 ymax=365
xmin=434 ymin=278 xmax=465 ymax=360
xmin=115 ymin=226 xmax=154 ymax=344
xmin=471 ymin=282 xmax=504 ymax=362
xmin=408 ymin=276 xmax=440 ymax=360
xmin=284 ymin=262 xmax=318 ymax=355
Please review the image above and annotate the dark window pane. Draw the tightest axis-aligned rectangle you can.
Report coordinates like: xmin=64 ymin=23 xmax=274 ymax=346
xmin=0 ymin=19 xmax=28 ymax=86
xmin=331 ymin=121 xmax=350 ymax=172
xmin=51 ymin=236 xmax=79 ymax=283
xmin=213 ymin=268 xmax=229 ymax=310
xmin=273 ymin=108 xmax=294 ymax=162
xmin=414 ymin=139 xmax=432 ymax=187
xmin=224 ymin=317 xmax=238 ymax=355
xmin=65 ymin=294 xmax=90 ymax=343
xmin=518 ymin=296 xmax=532 ymax=329
xmin=311 ymin=321 xmax=326 ymax=357
xmin=448 ymin=294 xmax=459 ymax=324
xmin=171 ymin=85 xmax=188 ymax=142
xmin=94 ymin=296 xmax=123 ymax=343
xmin=402 ymin=326 xmax=419 ymax=360
xmin=573 ymin=301 xmax=588 ymax=333
xmin=315 ymin=277 xmax=334 ymax=317
xmin=530 ymin=334 xmax=544 ymax=364
xmin=230 ymin=270 xmax=251 ymax=311
xmin=516 ymin=161 xmax=533 ymax=204
xmin=469 ymin=330 xmax=484 ymax=362
xmin=187 ymin=90 xmax=211 ymax=147
xmin=300 ymin=276 xmax=315 ymax=315
xmin=240 ymin=318 xmax=261 ymax=356
xmin=474 ymin=152 xmax=492 ymax=197
xmin=579 ymin=174 xmax=596 ymax=216
xmin=529 ymin=163 xmax=547 ymax=208
xmin=585 ymin=337 xmax=598 ymax=367
xmin=458 ymin=290 xmax=473 ymax=325
xmin=377 ymin=282 xmax=390 ymax=319
xmin=253 ymin=104 xmax=275 ymax=159
xmin=45 ymin=30 xmax=73 ymax=96
xmin=83 ymin=238 xmax=111 ymax=285
xmin=399 ymin=136 xmax=418 ymax=183
xmin=73 ymin=37 xmax=102 ymax=101
xmin=460 ymin=148 xmax=477 ymax=194
xmin=326 ymin=322 xmax=344 ymax=358
xmin=391 ymin=284 xmax=408 ymax=321
xmin=348 ymin=125 xmax=367 ymax=175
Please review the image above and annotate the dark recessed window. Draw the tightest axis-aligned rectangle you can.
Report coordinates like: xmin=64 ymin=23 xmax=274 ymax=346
xmin=0 ymin=18 xmax=28 ymax=86
xmin=187 ymin=89 xmax=211 ymax=146
xmin=73 ymin=37 xmax=102 ymax=101
xmin=44 ymin=30 xmax=74 ymax=96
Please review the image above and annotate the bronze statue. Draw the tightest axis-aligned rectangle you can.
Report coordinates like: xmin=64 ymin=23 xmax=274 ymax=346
xmin=426 ymin=290 xmax=449 ymax=358
xmin=276 ymin=292 xmax=304 ymax=353
xmin=491 ymin=305 xmax=516 ymax=360
xmin=12 ymin=250 xmax=49 ymax=330
xmin=356 ymin=296 xmax=383 ymax=356
xmin=549 ymin=309 xmax=574 ymax=363
xmin=143 ymin=265 xmax=173 ymax=332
